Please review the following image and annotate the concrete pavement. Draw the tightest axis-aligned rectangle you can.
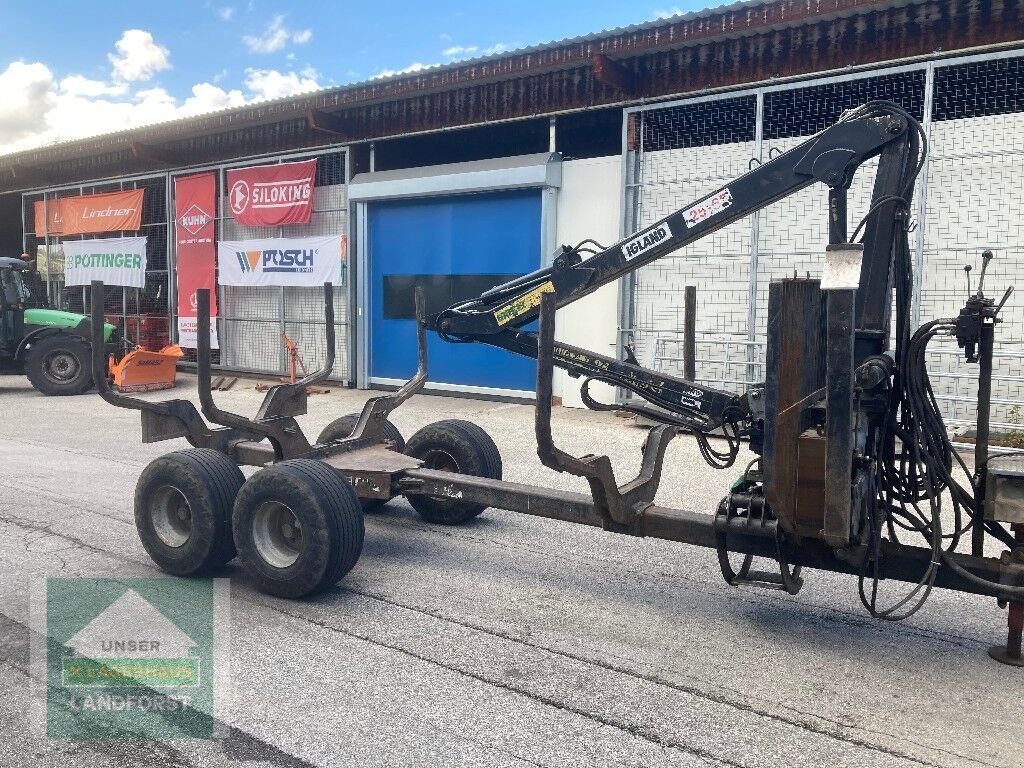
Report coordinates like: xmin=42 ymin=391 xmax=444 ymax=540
xmin=0 ymin=372 xmax=1019 ymax=767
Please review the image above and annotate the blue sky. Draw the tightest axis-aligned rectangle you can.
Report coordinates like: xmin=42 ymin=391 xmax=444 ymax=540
xmin=0 ymin=1 xmax=707 ymax=155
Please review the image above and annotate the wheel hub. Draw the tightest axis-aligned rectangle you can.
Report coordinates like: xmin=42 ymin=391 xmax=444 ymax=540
xmin=253 ymin=501 xmax=303 ymax=569
xmin=150 ymin=485 xmax=193 ymax=548
xmin=44 ymin=350 xmax=80 ymax=383
xmin=422 ymin=449 xmax=459 ymax=472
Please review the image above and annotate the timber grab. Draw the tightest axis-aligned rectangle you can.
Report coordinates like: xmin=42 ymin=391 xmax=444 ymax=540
xmin=93 ymin=101 xmax=1024 ymax=664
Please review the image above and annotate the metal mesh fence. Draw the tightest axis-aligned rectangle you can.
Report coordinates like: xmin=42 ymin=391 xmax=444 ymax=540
xmin=628 ymin=95 xmax=757 ymax=391
xmin=21 ymin=148 xmax=350 ymax=383
xmin=210 ymin=149 xmax=349 ymax=381
xmin=21 ymin=175 xmax=170 ymax=349
xmin=625 ymin=51 xmax=1024 ymax=430
xmin=922 ymin=56 xmax=1024 ymax=427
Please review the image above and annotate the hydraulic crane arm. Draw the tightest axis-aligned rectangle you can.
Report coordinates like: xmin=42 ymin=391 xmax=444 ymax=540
xmin=433 ymin=102 xmax=917 ymax=431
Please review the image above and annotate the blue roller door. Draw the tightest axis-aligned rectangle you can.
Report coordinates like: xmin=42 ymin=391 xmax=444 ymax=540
xmin=368 ymin=190 xmax=541 ymax=391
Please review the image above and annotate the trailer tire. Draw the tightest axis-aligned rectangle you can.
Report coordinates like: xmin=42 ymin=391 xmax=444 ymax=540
xmin=318 ymin=412 xmax=405 ymax=452
xmin=135 ymin=449 xmax=244 ymax=576
xmin=24 ymin=333 xmax=94 ymax=396
xmin=232 ymin=459 xmax=363 ymax=598
xmin=317 ymin=413 xmax=405 ymax=511
xmin=404 ymin=419 xmax=502 ymax=525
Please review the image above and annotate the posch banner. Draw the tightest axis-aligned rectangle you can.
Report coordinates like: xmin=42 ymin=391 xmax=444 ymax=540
xmin=35 ymin=190 xmax=144 ymax=236
xmin=217 ymin=235 xmax=343 ymax=287
xmin=63 ymin=236 xmax=147 ymax=288
xmin=174 ymin=173 xmax=219 ymax=349
xmin=226 ymin=158 xmax=316 ymax=226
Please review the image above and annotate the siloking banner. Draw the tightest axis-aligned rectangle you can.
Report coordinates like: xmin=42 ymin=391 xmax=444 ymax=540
xmin=226 ymin=158 xmax=317 ymax=226
xmin=174 ymin=173 xmax=219 ymax=349
xmin=63 ymin=236 xmax=147 ymax=288
xmin=218 ymin=235 xmax=343 ymax=288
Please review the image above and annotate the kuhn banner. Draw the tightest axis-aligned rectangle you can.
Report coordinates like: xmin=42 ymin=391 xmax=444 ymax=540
xmin=58 ymin=189 xmax=144 ymax=236
xmin=217 ymin=235 xmax=343 ymax=287
xmin=174 ymin=173 xmax=219 ymax=349
xmin=226 ymin=158 xmax=317 ymax=226
xmin=64 ymin=236 xmax=147 ymax=288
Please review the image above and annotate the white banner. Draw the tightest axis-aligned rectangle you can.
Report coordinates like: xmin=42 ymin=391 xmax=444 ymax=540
xmin=63 ymin=236 xmax=147 ymax=288
xmin=177 ymin=318 xmax=220 ymax=350
xmin=217 ymin=235 xmax=343 ymax=287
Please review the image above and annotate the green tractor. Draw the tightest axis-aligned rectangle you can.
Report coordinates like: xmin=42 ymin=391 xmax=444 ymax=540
xmin=0 ymin=256 xmax=116 ymax=396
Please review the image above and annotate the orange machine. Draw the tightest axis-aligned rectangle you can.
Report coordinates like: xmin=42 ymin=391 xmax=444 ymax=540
xmin=108 ymin=345 xmax=184 ymax=392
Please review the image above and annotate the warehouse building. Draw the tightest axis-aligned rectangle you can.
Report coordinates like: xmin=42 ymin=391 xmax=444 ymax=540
xmin=0 ymin=0 xmax=1022 ymax=427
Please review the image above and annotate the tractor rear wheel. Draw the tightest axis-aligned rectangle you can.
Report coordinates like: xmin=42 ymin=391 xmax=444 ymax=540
xmin=403 ymin=420 xmax=502 ymax=525
xmin=232 ymin=459 xmax=364 ymax=599
xmin=24 ymin=333 xmax=94 ymax=396
xmin=134 ymin=449 xmax=244 ymax=575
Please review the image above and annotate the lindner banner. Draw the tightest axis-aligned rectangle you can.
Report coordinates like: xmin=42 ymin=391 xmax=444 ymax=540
xmin=33 ymin=200 xmax=63 ymax=236
xmin=217 ymin=235 xmax=343 ymax=287
xmin=63 ymin=237 xmax=147 ymax=288
xmin=174 ymin=173 xmax=219 ymax=349
xmin=33 ymin=188 xmax=143 ymax=236
xmin=226 ymin=158 xmax=317 ymax=226
xmin=35 ymin=190 xmax=144 ymax=236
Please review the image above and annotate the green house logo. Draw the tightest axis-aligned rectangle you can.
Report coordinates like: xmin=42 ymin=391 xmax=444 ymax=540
xmin=44 ymin=578 xmax=221 ymax=739
xmin=61 ymin=590 xmax=200 ymax=689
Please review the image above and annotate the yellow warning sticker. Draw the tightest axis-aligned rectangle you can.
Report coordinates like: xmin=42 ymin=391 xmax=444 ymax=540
xmin=493 ymin=280 xmax=555 ymax=326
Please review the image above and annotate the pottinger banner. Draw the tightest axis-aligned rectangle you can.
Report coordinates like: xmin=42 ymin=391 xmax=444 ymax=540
xmin=63 ymin=236 xmax=147 ymax=288
xmin=174 ymin=173 xmax=219 ymax=349
xmin=226 ymin=158 xmax=316 ymax=226
xmin=39 ymin=189 xmax=144 ymax=236
xmin=217 ymin=235 xmax=342 ymax=287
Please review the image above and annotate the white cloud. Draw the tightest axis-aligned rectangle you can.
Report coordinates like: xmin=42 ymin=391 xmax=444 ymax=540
xmin=181 ymin=82 xmax=246 ymax=114
xmin=108 ymin=29 xmax=171 ymax=82
xmin=442 ymin=45 xmax=478 ymax=59
xmin=243 ymin=15 xmax=313 ymax=53
xmin=373 ymin=62 xmax=434 ymax=80
xmin=0 ymin=62 xmax=56 ymax=148
xmin=59 ymin=75 xmax=128 ymax=98
xmin=653 ymin=6 xmax=684 ymax=19
xmin=0 ymin=51 xmax=319 ymax=154
xmin=482 ymin=42 xmax=515 ymax=56
xmin=217 ymin=6 xmax=235 ymax=20
xmin=244 ymin=67 xmax=320 ymax=100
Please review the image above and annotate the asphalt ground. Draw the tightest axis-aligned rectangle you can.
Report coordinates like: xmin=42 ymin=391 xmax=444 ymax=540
xmin=0 ymin=371 xmax=1020 ymax=768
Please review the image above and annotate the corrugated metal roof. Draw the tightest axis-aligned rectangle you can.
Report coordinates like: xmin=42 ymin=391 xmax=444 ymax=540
xmin=0 ymin=0 xmax=909 ymax=167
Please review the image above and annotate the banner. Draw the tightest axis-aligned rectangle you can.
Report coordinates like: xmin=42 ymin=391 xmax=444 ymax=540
xmin=174 ymin=173 xmax=219 ymax=349
xmin=63 ymin=237 xmax=147 ymax=288
xmin=34 ymin=190 xmax=143 ymax=236
xmin=61 ymin=190 xmax=144 ymax=236
xmin=217 ymin=235 xmax=343 ymax=287
xmin=226 ymin=159 xmax=316 ymax=226
xmin=33 ymin=200 xmax=63 ymax=236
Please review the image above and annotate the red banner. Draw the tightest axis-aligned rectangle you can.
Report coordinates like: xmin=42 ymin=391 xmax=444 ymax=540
xmin=34 ymin=189 xmax=143 ymax=236
xmin=174 ymin=173 xmax=218 ymax=349
xmin=61 ymin=189 xmax=144 ymax=235
xmin=226 ymin=158 xmax=317 ymax=226
xmin=33 ymin=200 xmax=63 ymax=236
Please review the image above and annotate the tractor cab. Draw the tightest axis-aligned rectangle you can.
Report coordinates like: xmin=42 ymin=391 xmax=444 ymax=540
xmin=0 ymin=257 xmax=30 ymax=360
